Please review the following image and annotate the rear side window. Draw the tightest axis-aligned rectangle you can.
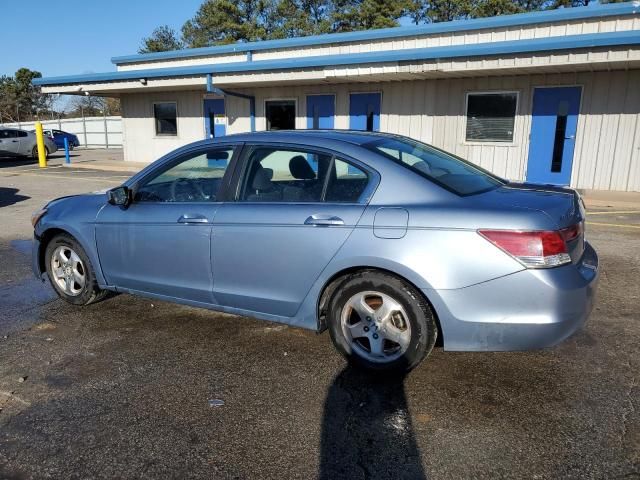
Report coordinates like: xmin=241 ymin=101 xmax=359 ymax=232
xmin=17 ymin=130 xmax=28 ymax=138
xmin=364 ymin=137 xmax=503 ymax=196
xmin=239 ymin=147 xmax=369 ymax=203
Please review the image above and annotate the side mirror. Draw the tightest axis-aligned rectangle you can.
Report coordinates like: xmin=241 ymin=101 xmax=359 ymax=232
xmin=107 ymin=186 xmax=131 ymax=207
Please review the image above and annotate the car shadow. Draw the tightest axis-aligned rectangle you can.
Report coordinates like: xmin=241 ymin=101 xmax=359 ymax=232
xmin=0 ymin=187 xmax=30 ymax=207
xmin=318 ymin=366 xmax=427 ymax=480
xmin=0 ymin=156 xmax=39 ymax=168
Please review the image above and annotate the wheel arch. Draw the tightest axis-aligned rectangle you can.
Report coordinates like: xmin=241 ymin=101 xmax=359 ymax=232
xmin=37 ymin=227 xmax=74 ymax=275
xmin=37 ymin=225 xmax=106 ymax=287
xmin=316 ymin=266 xmax=443 ymax=346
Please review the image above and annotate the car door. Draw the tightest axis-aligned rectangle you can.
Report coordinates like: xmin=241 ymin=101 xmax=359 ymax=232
xmin=211 ymin=144 xmax=375 ymax=317
xmin=95 ymin=144 xmax=239 ymax=304
xmin=0 ymin=129 xmax=20 ymax=156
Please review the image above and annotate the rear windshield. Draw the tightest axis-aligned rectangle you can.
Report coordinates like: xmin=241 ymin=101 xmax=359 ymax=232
xmin=363 ymin=137 xmax=504 ymax=196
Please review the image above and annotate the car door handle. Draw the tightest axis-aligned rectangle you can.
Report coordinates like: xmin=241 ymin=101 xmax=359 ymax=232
xmin=304 ymin=215 xmax=344 ymax=226
xmin=177 ymin=214 xmax=209 ymax=224
xmin=11 ymin=140 xmax=18 ymax=143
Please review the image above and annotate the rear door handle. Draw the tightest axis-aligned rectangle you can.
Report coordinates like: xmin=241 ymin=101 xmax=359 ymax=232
xmin=178 ymin=214 xmax=209 ymax=224
xmin=304 ymin=215 xmax=344 ymax=226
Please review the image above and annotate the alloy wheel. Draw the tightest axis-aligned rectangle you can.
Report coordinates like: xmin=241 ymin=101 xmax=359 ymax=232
xmin=50 ymin=245 xmax=86 ymax=296
xmin=340 ymin=290 xmax=412 ymax=363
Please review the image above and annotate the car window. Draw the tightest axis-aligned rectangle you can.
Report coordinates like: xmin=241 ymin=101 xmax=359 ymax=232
xmin=0 ymin=130 xmax=18 ymax=139
xmin=17 ymin=130 xmax=28 ymax=138
xmin=325 ymin=159 xmax=369 ymax=203
xmin=239 ymin=147 xmax=369 ymax=203
xmin=135 ymin=147 xmax=235 ymax=203
xmin=240 ymin=148 xmax=330 ymax=202
xmin=363 ymin=137 xmax=504 ymax=196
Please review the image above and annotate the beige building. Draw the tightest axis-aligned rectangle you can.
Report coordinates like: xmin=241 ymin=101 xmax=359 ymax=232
xmin=36 ymin=2 xmax=640 ymax=191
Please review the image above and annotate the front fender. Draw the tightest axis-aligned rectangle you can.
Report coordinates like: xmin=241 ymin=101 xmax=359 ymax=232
xmin=34 ymin=194 xmax=108 ymax=286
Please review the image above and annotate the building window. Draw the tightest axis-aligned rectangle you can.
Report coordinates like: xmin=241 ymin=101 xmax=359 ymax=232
xmin=266 ymin=100 xmax=295 ymax=130
xmin=465 ymin=92 xmax=517 ymax=143
xmin=154 ymin=102 xmax=177 ymax=136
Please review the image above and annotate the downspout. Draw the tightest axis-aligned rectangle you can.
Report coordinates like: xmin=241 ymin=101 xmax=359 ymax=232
xmin=206 ymin=73 xmax=256 ymax=133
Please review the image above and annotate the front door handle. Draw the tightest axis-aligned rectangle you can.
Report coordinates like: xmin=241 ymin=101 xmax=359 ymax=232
xmin=178 ymin=214 xmax=209 ymax=224
xmin=304 ymin=215 xmax=344 ymax=226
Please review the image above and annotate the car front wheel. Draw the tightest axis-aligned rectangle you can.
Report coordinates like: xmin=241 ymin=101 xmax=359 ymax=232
xmin=45 ymin=233 xmax=108 ymax=305
xmin=328 ymin=271 xmax=437 ymax=373
xmin=31 ymin=146 xmax=49 ymax=159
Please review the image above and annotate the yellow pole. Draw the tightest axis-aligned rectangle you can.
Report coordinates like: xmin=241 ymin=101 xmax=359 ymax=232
xmin=35 ymin=121 xmax=47 ymax=168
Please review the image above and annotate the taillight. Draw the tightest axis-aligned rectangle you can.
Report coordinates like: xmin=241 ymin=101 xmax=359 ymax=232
xmin=478 ymin=229 xmax=571 ymax=268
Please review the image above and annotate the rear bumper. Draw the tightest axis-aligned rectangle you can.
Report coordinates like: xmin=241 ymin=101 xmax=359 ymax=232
xmin=428 ymin=241 xmax=599 ymax=351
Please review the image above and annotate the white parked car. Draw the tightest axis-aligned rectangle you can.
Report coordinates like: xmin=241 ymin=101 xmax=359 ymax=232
xmin=0 ymin=128 xmax=57 ymax=159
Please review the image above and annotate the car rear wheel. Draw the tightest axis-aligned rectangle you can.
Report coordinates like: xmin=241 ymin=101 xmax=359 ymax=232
xmin=45 ymin=233 xmax=108 ymax=305
xmin=327 ymin=271 xmax=437 ymax=373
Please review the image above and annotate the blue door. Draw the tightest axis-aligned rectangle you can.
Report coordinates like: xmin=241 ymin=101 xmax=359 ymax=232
xmin=306 ymin=94 xmax=335 ymax=129
xmin=349 ymin=93 xmax=381 ymax=131
xmin=526 ymin=86 xmax=581 ymax=185
xmin=204 ymin=98 xmax=226 ymax=138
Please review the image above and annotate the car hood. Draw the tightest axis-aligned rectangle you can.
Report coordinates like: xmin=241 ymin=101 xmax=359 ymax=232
xmin=473 ymin=182 xmax=583 ymax=229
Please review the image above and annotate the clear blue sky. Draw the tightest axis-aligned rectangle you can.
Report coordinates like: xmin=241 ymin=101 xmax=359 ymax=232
xmin=0 ymin=0 xmax=203 ymax=78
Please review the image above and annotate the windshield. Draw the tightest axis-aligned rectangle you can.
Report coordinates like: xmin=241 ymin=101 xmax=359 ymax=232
xmin=363 ymin=137 xmax=504 ymax=196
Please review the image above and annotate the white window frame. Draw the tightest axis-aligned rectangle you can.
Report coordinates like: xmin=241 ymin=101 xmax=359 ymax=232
xmin=463 ymin=91 xmax=519 ymax=146
xmin=153 ymin=101 xmax=178 ymax=137
xmin=264 ymin=98 xmax=298 ymax=131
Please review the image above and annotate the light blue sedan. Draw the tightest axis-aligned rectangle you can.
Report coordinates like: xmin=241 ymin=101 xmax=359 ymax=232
xmin=31 ymin=131 xmax=598 ymax=372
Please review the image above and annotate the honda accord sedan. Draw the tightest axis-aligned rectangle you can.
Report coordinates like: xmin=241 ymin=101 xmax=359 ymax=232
xmin=31 ymin=131 xmax=598 ymax=372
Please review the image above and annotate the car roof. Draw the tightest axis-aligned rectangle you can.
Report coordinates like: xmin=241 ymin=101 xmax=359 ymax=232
xmin=208 ymin=129 xmax=404 ymax=147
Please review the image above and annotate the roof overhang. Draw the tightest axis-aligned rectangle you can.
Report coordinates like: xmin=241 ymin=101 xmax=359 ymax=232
xmin=35 ymin=31 xmax=640 ymax=95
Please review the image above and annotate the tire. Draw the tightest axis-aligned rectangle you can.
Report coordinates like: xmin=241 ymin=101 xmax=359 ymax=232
xmin=327 ymin=271 xmax=437 ymax=373
xmin=31 ymin=146 xmax=49 ymax=159
xmin=45 ymin=233 xmax=109 ymax=306
xmin=69 ymin=143 xmax=75 ymax=151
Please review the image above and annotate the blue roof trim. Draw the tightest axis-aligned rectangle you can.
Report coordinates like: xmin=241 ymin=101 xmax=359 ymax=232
xmin=110 ymin=2 xmax=640 ymax=65
xmin=34 ymin=30 xmax=640 ymax=87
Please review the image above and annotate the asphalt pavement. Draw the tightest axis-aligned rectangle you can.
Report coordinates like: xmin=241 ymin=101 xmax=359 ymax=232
xmin=0 ymin=159 xmax=638 ymax=479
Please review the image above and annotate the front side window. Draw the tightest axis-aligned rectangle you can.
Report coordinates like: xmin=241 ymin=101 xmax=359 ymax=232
xmin=135 ymin=147 xmax=234 ymax=202
xmin=239 ymin=147 xmax=369 ymax=203
xmin=0 ymin=129 xmax=18 ymax=139
xmin=266 ymin=100 xmax=295 ymax=130
xmin=17 ymin=130 xmax=28 ymax=138
xmin=364 ymin=137 xmax=504 ymax=196
xmin=154 ymin=102 xmax=178 ymax=136
xmin=465 ymin=92 xmax=517 ymax=143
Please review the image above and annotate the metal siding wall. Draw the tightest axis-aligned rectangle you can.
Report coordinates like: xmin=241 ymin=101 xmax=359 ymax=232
xmin=115 ymin=14 xmax=636 ymax=71
xmin=114 ymin=71 xmax=640 ymax=191
xmin=120 ymin=91 xmax=204 ymax=163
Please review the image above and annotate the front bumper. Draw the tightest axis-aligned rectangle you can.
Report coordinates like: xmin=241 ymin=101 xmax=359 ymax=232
xmin=428 ymin=241 xmax=599 ymax=351
xmin=32 ymin=234 xmax=43 ymax=279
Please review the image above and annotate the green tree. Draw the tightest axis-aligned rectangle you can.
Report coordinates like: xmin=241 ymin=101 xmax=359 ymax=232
xmin=0 ymin=68 xmax=51 ymax=123
xmin=139 ymin=25 xmax=184 ymax=53
xmin=332 ymin=0 xmax=410 ymax=31
xmin=268 ymin=0 xmax=333 ymax=39
xmin=181 ymin=0 xmax=271 ymax=47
